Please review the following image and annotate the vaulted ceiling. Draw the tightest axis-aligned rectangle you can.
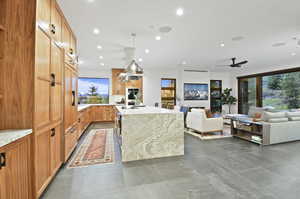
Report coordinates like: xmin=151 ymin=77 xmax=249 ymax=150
xmin=57 ymin=0 xmax=300 ymax=72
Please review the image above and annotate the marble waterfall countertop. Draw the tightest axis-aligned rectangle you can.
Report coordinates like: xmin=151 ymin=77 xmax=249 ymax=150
xmin=0 ymin=129 xmax=33 ymax=148
xmin=116 ymin=106 xmax=181 ymax=115
xmin=78 ymin=104 xmax=124 ymax=112
xmin=117 ymin=106 xmax=184 ymax=162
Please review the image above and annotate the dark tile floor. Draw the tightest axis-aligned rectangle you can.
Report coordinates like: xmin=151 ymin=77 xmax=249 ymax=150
xmin=41 ymin=123 xmax=300 ymax=199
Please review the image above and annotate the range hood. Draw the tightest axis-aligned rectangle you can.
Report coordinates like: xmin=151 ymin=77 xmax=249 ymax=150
xmin=119 ymin=34 xmax=144 ymax=82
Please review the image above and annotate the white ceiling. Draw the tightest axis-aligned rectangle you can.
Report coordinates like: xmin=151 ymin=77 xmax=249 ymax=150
xmin=57 ymin=0 xmax=300 ymax=72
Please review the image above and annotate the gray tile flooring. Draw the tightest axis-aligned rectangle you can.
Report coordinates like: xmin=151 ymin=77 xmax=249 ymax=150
xmin=41 ymin=123 xmax=300 ymax=199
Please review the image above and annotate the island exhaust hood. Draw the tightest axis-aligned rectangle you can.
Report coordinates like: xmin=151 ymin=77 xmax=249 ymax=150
xmin=119 ymin=33 xmax=143 ymax=82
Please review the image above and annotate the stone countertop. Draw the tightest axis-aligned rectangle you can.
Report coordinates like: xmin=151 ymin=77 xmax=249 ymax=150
xmin=0 ymin=129 xmax=33 ymax=148
xmin=116 ymin=106 xmax=182 ymax=115
xmin=78 ymin=104 xmax=124 ymax=112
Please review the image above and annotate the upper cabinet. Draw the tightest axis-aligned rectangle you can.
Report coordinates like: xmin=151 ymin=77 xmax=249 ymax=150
xmin=37 ymin=0 xmax=51 ymax=34
xmin=50 ymin=1 xmax=62 ymax=43
xmin=62 ymin=21 xmax=71 ymax=55
xmin=112 ymin=69 xmax=126 ymax=95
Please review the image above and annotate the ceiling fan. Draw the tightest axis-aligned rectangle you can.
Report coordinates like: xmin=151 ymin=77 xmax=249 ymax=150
xmin=217 ymin=57 xmax=248 ymax=68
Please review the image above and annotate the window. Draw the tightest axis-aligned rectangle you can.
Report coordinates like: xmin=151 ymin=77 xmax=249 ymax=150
xmin=238 ymin=68 xmax=300 ymax=114
xmin=161 ymin=79 xmax=176 ymax=109
xmin=78 ymin=78 xmax=109 ymax=104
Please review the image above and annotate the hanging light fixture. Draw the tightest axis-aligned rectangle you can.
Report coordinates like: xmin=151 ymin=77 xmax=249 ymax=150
xmin=119 ymin=33 xmax=143 ymax=81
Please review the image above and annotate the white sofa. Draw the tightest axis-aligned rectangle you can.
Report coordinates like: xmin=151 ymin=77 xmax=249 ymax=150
xmin=262 ymin=111 xmax=300 ymax=145
xmin=186 ymin=109 xmax=223 ymax=134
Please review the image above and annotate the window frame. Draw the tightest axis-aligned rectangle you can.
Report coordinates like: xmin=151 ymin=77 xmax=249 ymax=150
xmin=78 ymin=77 xmax=110 ymax=104
xmin=237 ymin=67 xmax=300 ymax=113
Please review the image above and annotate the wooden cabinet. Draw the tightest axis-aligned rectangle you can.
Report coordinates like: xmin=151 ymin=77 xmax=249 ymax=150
xmin=50 ymin=1 xmax=62 ymax=42
xmin=62 ymin=21 xmax=71 ymax=54
xmin=0 ymin=135 xmax=32 ymax=199
xmin=64 ymin=125 xmax=78 ymax=162
xmin=112 ymin=69 xmax=126 ymax=95
xmin=93 ymin=106 xmax=115 ymax=122
xmin=50 ymin=124 xmax=62 ymax=175
xmin=70 ymin=34 xmax=76 ymax=57
xmin=35 ymin=124 xmax=63 ymax=196
xmin=64 ymin=65 xmax=78 ymax=131
xmin=35 ymin=128 xmax=51 ymax=195
xmin=50 ymin=42 xmax=63 ymax=123
xmin=36 ymin=0 xmax=51 ymax=33
xmin=35 ymin=28 xmax=51 ymax=129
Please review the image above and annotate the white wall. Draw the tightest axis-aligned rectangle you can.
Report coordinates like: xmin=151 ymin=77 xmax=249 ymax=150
xmin=79 ymin=67 xmax=234 ymax=109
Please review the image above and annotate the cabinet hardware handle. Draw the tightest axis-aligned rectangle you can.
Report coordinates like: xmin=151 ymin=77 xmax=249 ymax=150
xmin=0 ymin=153 xmax=6 ymax=169
xmin=51 ymin=128 xmax=56 ymax=137
xmin=69 ymin=48 xmax=74 ymax=55
xmin=72 ymin=91 xmax=76 ymax=106
xmin=50 ymin=24 xmax=56 ymax=34
xmin=50 ymin=73 xmax=56 ymax=87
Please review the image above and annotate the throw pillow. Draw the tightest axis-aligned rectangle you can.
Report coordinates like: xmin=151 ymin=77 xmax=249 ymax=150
xmin=205 ymin=109 xmax=213 ymax=118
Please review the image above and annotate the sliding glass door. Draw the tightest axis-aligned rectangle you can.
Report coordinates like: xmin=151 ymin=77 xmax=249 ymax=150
xmin=238 ymin=68 xmax=300 ymax=114
xmin=238 ymin=77 xmax=257 ymax=114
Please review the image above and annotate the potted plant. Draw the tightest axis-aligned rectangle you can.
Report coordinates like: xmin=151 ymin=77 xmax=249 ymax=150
xmin=221 ymin=88 xmax=237 ymax=114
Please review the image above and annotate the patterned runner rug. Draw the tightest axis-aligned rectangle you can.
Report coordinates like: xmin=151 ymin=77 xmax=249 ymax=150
xmin=68 ymin=129 xmax=114 ymax=168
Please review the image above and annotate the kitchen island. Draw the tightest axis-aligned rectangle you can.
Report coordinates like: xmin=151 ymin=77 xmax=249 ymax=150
xmin=116 ymin=106 xmax=184 ymax=162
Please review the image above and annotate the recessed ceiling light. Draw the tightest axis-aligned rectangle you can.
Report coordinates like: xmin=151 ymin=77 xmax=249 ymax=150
xmin=93 ymin=28 xmax=100 ymax=35
xmin=155 ymin=36 xmax=161 ymax=41
xmin=220 ymin=43 xmax=225 ymax=47
xmin=78 ymin=60 xmax=84 ymax=65
xmin=145 ymin=49 xmax=150 ymax=54
xmin=138 ymin=58 xmax=143 ymax=62
xmin=176 ymin=8 xmax=184 ymax=16
xmin=99 ymin=55 xmax=103 ymax=59
xmin=182 ymin=61 xmax=187 ymax=65
xmin=100 ymin=63 xmax=105 ymax=66
xmin=87 ymin=0 xmax=94 ymax=2
xmin=97 ymin=45 xmax=102 ymax=50
xmin=291 ymin=52 xmax=296 ymax=56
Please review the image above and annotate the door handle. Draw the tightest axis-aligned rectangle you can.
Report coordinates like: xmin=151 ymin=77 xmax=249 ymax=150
xmin=50 ymin=24 xmax=56 ymax=34
xmin=0 ymin=153 xmax=6 ymax=169
xmin=72 ymin=91 xmax=76 ymax=106
xmin=51 ymin=128 xmax=56 ymax=137
xmin=50 ymin=73 xmax=56 ymax=87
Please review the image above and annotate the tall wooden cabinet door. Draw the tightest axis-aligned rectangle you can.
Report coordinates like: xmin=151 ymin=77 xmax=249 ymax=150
xmin=35 ymin=28 xmax=51 ymax=128
xmin=62 ymin=21 xmax=71 ymax=55
xmin=64 ymin=66 xmax=72 ymax=130
xmin=37 ymin=0 xmax=51 ymax=33
xmin=70 ymin=34 xmax=76 ymax=56
xmin=35 ymin=128 xmax=51 ymax=194
xmin=71 ymin=71 xmax=78 ymax=124
xmin=50 ymin=124 xmax=62 ymax=174
xmin=0 ymin=168 xmax=6 ymax=199
xmin=0 ymin=137 xmax=31 ymax=199
xmin=50 ymin=1 xmax=62 ymax=42
xmin=112 ymin=69 xmax=125 ymax=95
xmin=50 ymin=43 xmax=63 ymax=122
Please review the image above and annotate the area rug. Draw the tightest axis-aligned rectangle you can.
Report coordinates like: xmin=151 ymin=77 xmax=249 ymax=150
xmin=185 ymin=125 xmax=232 ymax=140
xmin=67 ymin=129 xmax=115 ymax=168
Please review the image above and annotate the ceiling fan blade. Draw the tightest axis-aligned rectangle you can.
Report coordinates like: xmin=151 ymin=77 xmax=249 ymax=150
xmin=236 ymin=60 xmax=248 ymax=65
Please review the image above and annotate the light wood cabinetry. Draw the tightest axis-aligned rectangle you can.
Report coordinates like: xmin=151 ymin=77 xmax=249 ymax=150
xmin=112 ymin=69 xmax=126 ymax=95
xmin=1 ymin=0 xmax=76 ymax=198
xmin=64 ymin=125 xmax=78 ymax=162
xmin=50 ymin=1 xmax=62 ymax=42
xmin=37 ymin=0 xmax=51 ymax=34
xmin=93 ymin=106 xmax=116 ymax=122
xmin=0 ymin=135 xmax=32 ymax=199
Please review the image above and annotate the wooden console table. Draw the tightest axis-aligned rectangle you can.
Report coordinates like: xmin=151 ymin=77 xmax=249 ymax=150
xmin=230 ymin=118 xmax=263 ymax=145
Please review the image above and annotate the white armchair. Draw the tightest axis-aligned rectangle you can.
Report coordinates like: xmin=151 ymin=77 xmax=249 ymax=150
xmin=186 ymin=109 xmax=223 ymax=134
